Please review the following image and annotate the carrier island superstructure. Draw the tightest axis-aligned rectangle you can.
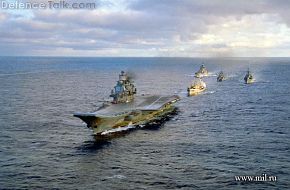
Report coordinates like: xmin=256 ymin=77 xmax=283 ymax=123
xmin=74 ymin=71 xmax=179 ymax=135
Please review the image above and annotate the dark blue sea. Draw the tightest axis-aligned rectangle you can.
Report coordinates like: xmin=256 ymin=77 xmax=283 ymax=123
xmin=0 ymin=57 xmax=289 ymax=189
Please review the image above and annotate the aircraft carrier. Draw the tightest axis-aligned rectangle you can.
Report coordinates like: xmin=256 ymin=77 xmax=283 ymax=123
xmin=74 ymin=71 xmax=179 ymax=135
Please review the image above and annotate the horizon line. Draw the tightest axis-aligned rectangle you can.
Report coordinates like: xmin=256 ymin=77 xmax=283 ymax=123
xmin=1 ymin=56 xmax=290 ymax=58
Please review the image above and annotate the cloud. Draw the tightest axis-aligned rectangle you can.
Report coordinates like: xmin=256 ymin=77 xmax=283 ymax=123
xmin=0 ymin=12 xmax=7 ymax=22
xmin=1 ymin=0 xmax=290 ymax=56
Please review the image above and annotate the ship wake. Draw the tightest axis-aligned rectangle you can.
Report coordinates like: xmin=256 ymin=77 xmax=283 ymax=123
xmin=100 ymin=123 xmax=136 ymax=135
xmin=96 ymin=108 xmax=179 ymax=137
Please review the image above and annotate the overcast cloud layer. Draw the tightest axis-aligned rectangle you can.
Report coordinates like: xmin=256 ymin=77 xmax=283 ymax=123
xmin=1 ymin=0 xmax=290 ymax=57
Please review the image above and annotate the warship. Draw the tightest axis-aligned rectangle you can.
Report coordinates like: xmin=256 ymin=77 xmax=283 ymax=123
xmin=195 ymin=64 xmax=209 ymax=78
xmin=74 ymin=71 xmax=180 ymax=135
xmin=217 ymin=71 xmax=226 ymax=82
xmin=244 ymin=69 xmax=254 ymax=84
xmin=188 ymin=78 xmax=206 ymax=96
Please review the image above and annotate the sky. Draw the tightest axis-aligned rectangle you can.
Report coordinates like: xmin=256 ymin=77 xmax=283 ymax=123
xmin=1 ymin=0 xmax=290 ymax=57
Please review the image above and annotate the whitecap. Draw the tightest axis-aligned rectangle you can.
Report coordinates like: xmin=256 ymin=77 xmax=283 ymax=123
xmin=101 ymin=123 xmax=135 ymax=135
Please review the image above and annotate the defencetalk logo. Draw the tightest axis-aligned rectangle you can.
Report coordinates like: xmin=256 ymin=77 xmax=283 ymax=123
xmin=1 ymin=0 xmax=97 ymax=10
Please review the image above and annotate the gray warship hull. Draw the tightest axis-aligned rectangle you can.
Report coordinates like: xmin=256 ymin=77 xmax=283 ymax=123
xmin=244 ymin=74 xmax=254 ymax=84
xmin=217 ymin=73 xmax=225 ymax=82
xmin=244 ymin=69 xmax=254 ymax=84
xmin=74 ymin=95 xmax=179 ymax=135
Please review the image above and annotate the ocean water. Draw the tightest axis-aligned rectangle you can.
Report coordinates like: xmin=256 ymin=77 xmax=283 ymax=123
xmin=0 ymin=57 xmax=289 ymax=189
